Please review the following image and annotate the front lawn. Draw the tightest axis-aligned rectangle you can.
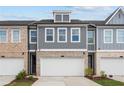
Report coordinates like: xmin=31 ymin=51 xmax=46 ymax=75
xmin=93 ymin=78 xmax=124 ymax=86
xmin=5 ymin=78 xmax=38 ymax=86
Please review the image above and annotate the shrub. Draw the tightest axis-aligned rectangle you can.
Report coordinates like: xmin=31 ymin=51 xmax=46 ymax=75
xmin=100 ymin=71 xmax=107 ymax=78
xmin=16 ymin=70 xmax=27 ymax=80
xmin=28 ymin=75 xmax=33 ymax=80
xmin=85 ymin=68 xmax=93 ymax=77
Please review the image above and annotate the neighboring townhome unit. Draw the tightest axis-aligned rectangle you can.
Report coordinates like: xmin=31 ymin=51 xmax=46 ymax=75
xmin=0 ymin=21 xmax=33 ymax=75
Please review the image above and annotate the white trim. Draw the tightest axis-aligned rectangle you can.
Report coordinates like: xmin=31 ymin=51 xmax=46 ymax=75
xmin=54 ymin=13 xmax=70 ymax=23
xmin=29 ymin=50 xmax=36 ymax=52
xmin=29 ymin=30 xmax=37 ymax=44
xmin=104 ymin=29 xmax=113 ymax=43
xmin=11 ymin=29 xmax=21 ymax=43
xmin=45 ymin=28 xmax=55 ymax=43
xmin=96 ymin=50 xmax=124 ymax=52
xmin=0 ymin=29 xmax=8 ymax=43
xmin=116 ymin=29 xmax=124 ymax=43
xmin=38 ymin=49 xmax=87 ymax=51
xmin=106 ymin=7 xmax=121 ymax=24
xmin=96 ymin=27 xmax=98 ymax=50
xmin=57 ymin=28 xmax=67 ymax=43
xmin=88 ymin=30 xmax=95 ymax=44
xmin=71 ymin=28 xmax=80 ymax=43
xmin=37 ymin=26 xmax=39 ymax=51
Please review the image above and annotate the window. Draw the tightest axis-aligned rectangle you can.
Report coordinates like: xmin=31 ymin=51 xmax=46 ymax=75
xmin=30 ymin=30 xmax=37 ymax=43
xmin=58 ymin=28 xmax=67 ymax=42
xmin=88 ymin=31 xmax=94 ymax=44
xmin=71 ymin=28 xmax=80 ymax=42
xmin=117 ymin=29 xmax=124 ymax=43
xmin=11 ymin=29 xmax=20 ymax=43
xmin=45 ymin=28 xmax=54 ymax=42
xmin=55 ymin=14 xmax=70 ymax=22
xmin=0 ymin=29 xmax=7 ymax=43
xmin=104 ymin=29 xmax=113 ymax=43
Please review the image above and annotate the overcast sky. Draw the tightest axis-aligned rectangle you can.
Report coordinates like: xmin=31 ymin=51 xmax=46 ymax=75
xmin=0 ymin=6 xmax=118 ymax=20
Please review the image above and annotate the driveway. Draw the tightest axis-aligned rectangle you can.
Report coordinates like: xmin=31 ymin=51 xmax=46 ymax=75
xmin=32 ymin=77 xmax=100 ymax=86
xmin=0 ymin=76 xmax=15 ymax=86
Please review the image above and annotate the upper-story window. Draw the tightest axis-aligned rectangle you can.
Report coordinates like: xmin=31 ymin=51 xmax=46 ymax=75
xmin=71 ymin=28 xmax=80 ymax=42
xmin=104 ymin=29 xmax=113 ymax=43
xmin=30 ymin=30 xmax=37 ymax=44
xmin=45 ymin=28 xmax=54 ymax=42
xmin=11 ymin=29 xmax=20 ymax=43
xmin=88 ymin=31 xmax=94 ymax=44
xmin=117 ymin=29 xmax=124 ymax=43
xmin=58 ymin=28 xmax=67 ymax=43
xmin=55 ymin=14 xmax=70 ymax=22
xmin=0 ymin=29 xmax=7 ymax=43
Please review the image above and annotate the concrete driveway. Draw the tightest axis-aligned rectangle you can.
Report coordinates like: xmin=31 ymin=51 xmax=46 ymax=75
xmin=0 ymin=76 xmax=15 ymax=86
xmin=32 ymin=77 xmax=100 ymax=86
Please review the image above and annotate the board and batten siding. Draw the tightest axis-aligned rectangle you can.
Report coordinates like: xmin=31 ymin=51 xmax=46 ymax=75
xmin=37 ymin=26 xmax=87 ymax=49
xmin=97 ymin=27 xmax=124 ymax=50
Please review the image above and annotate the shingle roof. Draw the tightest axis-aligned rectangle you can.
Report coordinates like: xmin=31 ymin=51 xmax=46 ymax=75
xmin=0 ymin=20 xmax=34 ymax=26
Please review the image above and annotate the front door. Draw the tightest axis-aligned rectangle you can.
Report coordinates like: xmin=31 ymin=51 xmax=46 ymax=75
xmin=31 ymin=55 xmax=36 ymax=75
xmin=88 ymin=55 xmax=93 ymax=69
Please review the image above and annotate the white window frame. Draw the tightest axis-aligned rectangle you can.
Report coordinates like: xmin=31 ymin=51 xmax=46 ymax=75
xmin=54 ymin=14 xmax=70 ymax=22
xmin=88 ymin=31 xmax=95 ymax=44
xmin=45 ymin=28 xmax=55 ymax=43
xmin=116 ymin=29 xmax=124 ymax=43
xmin=71 ymin=28 xmax=80 ymax=43
xmin=57 ymin=28 xmax=67 ymax=43
xmin=30 ymin=30 xmax=37 ymax=44
xmin=11 ymin=29 xmax=21 ymax=43
xmin=104 ymin=29 xmax=113 ymax=43
xmin=0 ymin=29 xmax=8 ymax=43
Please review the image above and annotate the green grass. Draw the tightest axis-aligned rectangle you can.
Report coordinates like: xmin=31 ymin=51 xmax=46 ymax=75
xmin=5 ymin=78 xmax=37 ymax=86
xmin=94 ymin=78 xmax=124 ymax=86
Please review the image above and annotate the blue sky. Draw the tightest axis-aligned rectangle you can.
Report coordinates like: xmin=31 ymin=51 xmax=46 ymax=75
xmin=0 ymin=6 xmax=118 ymax=20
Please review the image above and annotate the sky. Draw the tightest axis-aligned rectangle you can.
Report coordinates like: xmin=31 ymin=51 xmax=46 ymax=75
xmin=0 ymin=6 xmax=119 ymax=21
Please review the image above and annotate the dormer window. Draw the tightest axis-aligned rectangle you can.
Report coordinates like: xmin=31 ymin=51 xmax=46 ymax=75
xmin=53 ymin=11 xmax=71 ymax=23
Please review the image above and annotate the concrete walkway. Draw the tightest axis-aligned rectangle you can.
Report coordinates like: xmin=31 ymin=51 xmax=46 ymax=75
xmin=32 ymin=77 xmax=100 ymax=86
xmin=0 ymin=76 xmax=15 ymax=86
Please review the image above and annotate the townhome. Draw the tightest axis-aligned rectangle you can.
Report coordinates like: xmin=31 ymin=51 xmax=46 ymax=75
xmin=0 ymin=7 xmax=124 ymax=77
xmin=0 ymin=21 xmax=33 ymax=75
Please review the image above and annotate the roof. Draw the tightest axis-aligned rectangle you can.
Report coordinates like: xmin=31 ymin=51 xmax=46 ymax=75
xmin=105 ymin=7 xmax=122 ymax=24
xmin=0 ymin=20 xmax=35 ymax=26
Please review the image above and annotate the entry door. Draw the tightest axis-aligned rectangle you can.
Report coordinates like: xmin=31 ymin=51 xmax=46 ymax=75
xmin=40 ymin=58 xmax=84 ymax=76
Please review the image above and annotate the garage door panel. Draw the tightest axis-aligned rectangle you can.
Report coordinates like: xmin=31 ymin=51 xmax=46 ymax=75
xmin=40 ymin=58 xmax=84 ymax=76
xmin=0 ymin=58 xmax=24 ymax=75
xmin=100 ymin=58 xmax=124 ymax=75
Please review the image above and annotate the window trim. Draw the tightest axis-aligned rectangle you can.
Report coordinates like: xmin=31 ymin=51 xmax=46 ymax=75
xmin=116 ymin=29 xmax=124 ymax=43
xmin=30 ymin=30 xmax=37 ymax=44
xmin=88 ymin=31 xmax=95 ymax=44
xmin=11 ymin=29 xmax=21 ymax=43
xmin=45 ymin=28 xmax=55 ymax=43
xmin=71 ymin=28 xmax=80 ymax=43
xmin=57 ymin=28 xmax=67 ymax=43
xmin=0 ymin=29 xmax=8 ymax=43
xmin=54 ymin=14 xmax=70 ymax=23
xmin=104 ymin=29 xmax=113 ymax=43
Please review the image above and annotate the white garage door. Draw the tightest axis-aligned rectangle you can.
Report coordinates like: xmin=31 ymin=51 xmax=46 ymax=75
xmin=40 ymin=58 xmax=84 ymax=76
xmin=0 ymin=58 xmax=24 ymax=75
xmin=100 ymin=58 xmax=124 ymax=75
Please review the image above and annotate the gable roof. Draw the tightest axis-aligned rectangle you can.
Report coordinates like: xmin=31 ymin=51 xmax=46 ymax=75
xmin=105 ymin=7 xmax=122 ymax=24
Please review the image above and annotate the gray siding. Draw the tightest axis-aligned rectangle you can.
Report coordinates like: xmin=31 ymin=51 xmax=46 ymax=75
xmin=97 ymin=26 xmax=124 ymax=50
xmin=38 ymin=26 xmax=86 ymax=49
xmin=108 ymin=10 xmax=124 ymax=24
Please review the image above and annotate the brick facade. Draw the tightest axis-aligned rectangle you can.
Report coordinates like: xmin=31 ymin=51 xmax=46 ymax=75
xmin=0 ymin=26 xmax=28 ymax=73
